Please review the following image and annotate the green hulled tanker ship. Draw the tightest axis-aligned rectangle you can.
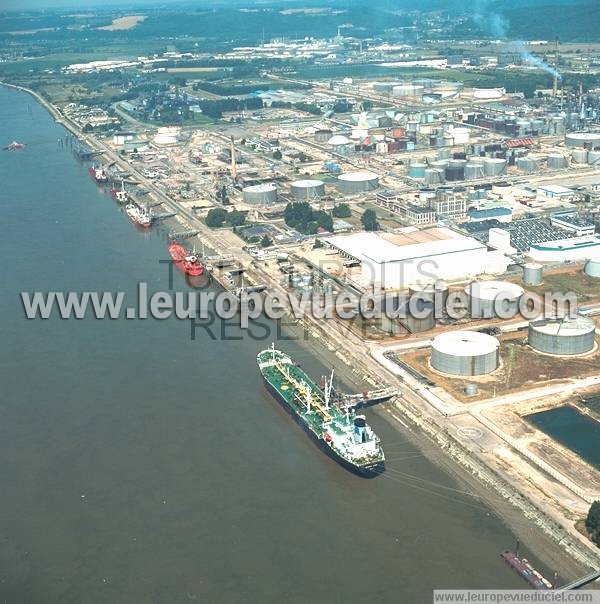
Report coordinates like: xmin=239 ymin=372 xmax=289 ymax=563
xmin=257 ymin=346 xmax=385 ymax=476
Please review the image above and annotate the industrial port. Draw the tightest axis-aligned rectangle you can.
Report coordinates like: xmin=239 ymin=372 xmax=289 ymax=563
xmin=4 ymin=2 xmax=600 ymax=596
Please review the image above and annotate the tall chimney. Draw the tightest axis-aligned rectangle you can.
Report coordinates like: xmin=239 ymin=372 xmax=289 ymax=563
xmin=230 ymin=136 xmax=237 ymax=179
xmin=553 ymin=37 xmax=559 ymax=97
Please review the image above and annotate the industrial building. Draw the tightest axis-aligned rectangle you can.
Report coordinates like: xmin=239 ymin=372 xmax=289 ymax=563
xmin=324 ymin=228 xmax=510 ymax=288
xmin=430 ymin=331 xmax=500 ymax=376
xmin=528 ymin=235 xmax=600 ymax=262
xmin=528 ymin=317 xmax=596 ymax=356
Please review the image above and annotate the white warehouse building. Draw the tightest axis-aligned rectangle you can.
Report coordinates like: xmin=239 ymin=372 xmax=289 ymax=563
xmin=325 ymin=230 xmax=510 ymax=288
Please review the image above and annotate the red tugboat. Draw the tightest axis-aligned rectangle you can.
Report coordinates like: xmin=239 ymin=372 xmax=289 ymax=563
xmin=89 ymin=165 xmax=108 ymax=183
xmin=168 ymin=242 xmax=204 ymax=276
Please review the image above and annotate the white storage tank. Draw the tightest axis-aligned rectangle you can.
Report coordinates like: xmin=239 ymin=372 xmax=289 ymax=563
xmin=337 ymin=171 xmax=379 ymax=193
xmin=565 ymin=132 xmax=600 ymax=149
xmin=409 ymin=281 xmax=449 ymax=306
xmin=431 ymin=331 xmax=500 ymax=376
xmin=465 ymin=281 xmax=524 ymax=318
xmin=483 ymin=157 xmax=506 ymax=177
xmin=290 ymin=179 xmax=325 ymax=200
xmin=242 ymin=183 xmax=278 ymax=205
xmin=528 ymin=317 xmax=596 ymax=356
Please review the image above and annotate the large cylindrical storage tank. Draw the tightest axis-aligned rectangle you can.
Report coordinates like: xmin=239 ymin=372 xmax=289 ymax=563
xmin=483 ymin=157 xmax=506 ymax=177
xmin=400 ymin=299 xmax=436 ymax=333
xmin=392 ymin=84 xmax=424 ymax=97
xmin=584 ymin=258 xmax=600 ymax=278
xmin=523 ymin=262 xmax=544 ymax=286
xmin=290 ymin=179 xmax=325 ymax=200
xmin=242 ymin=183 xmax=278 ymax=204
xmin=409 ymin=281 xmax=449 ymax=306
xmin=445 ymin=160 xmax=466 ymax=182
xmin=528 ymin=317 xmax=596 ymax=356
xmin=565 ymin=132 xmax=600 ymax=149
xmin=465 ymin=281 xmax=524 ymax=318
xmin=547 ymin=153 xmax=568 ymax=169
xmin=431 ymin=331 xmax=500 ymax=376
xmin=516 ymin=156 xmax=541 ymax=173
xmin=337 ymin=171 xmax=379 ymax=193
xmin=571 ymin=149 xmax=588 ymax=164
xmin=314 ymin=129 xmax=333 ymax=143
xmin=437 ymin=148 xmax=452 ymax=160
xmin=465 ymin=163 xmax=484 ymax=180
xmin=372 ymin=82 xmax=396 ymax=94
xmin=424 ymin=168 xmax=444 ymax=185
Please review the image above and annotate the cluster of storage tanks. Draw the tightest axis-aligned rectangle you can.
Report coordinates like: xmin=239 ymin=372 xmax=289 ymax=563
xmin=383 ymin=276 xmax=599 ymax=377
xmin=408 ymin=155 xmax=507 ymax=184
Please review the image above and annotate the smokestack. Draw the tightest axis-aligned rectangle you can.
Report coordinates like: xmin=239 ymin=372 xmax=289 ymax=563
xmin=230 ymin=136 xmax=237 ymax=179
xmin=553 ymin=37 xmax=559 ymax=97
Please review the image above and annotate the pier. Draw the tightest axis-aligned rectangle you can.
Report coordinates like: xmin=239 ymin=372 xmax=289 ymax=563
xmin=559 ymin=570 xmax=600 ymax=590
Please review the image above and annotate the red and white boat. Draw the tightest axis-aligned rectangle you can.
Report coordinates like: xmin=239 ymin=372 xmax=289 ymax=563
xmin=111 ymin=182 xmax=128 ymax=203
xmin=168 ymin=243 xmax=204 ymax=276
xmin=89 ymin=165 xmax=108 ymax=183
xmin=4 ymin=141 xmax=26 ymax=151
xmin=125 ymin=203 xmax=152 ymax=228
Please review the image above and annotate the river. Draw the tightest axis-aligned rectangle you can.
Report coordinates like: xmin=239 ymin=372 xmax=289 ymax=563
xmin=0 ymin=84 xmax=566 ymax=603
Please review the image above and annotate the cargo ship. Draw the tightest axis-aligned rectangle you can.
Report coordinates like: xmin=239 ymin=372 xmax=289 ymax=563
xmin=168 ymin=242 xmax=204 ymax=276
xmin=257 ymin=346 xmax=385 ymax=476
xmin=125 ymin=203 xmax=152 ymax=228
xmin=89 ymin=165 xmax=108 ymax=183
xmin=501 ymin=547 xmax=553 ymax=590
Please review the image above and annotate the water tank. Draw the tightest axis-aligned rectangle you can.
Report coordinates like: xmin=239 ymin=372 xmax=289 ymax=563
xmin=584 ymin=258 xmax=600 ymax=278
xmin=431 ymin=331 xmax=500 ymax=376
xmin=465 ymin=281 xmax=524 ymax=319
xmin=337 ymin=171 xmax=379 ymax=193
xmin=588 ymin=151 xmax=600 ymax=166
xmin=483 ymin=158 xmax=506 ymax=177
xmin=547 ymin=153 xmax=568 ymax=169
xmin=314 ymin=129 xmax=333 ymax=143
xmin=290 ymin=179 xmax=325 ymax=200
xmin=328 ymin=134 xmax=351 ymax=147
xmin=516 ymin=156 xmax=541 ymax=173
xmin=492 ymin=182 xmax=512 ymax=196
xmin=523 ymin=262 xmax=544 ymax=286
xmin=409 ymin=281 xmax=449 ymax=306
xmin=571 ymin=149 xmax=589 ymax=164
xmin=464 ymin=383 xmax=479 ymax=396
xmin=242 ymin=183 xmax=278 ymax=205
xmin=372 ymin=82 xmax=395 ymax=94
xmin=424 ymin=168 xmax=444 ymax=185
xmin=408 ymin=163 xmax=427 ymax=179
xmin=565 ymin=132 xmax=600 ymax=149
xmin=528 ymin=317 xmax=596 ymax=356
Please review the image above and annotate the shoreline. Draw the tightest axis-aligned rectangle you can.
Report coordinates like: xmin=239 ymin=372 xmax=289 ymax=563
xmin=3 ymin=81 xmax=599 ymax=583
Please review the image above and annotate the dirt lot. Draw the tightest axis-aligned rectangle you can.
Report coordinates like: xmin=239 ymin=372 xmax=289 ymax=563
xmin=508 ymin=266 xmax=600 ymax=305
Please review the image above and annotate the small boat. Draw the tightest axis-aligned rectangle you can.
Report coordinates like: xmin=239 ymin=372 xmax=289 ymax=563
xmin=3 ymin=141 xmax=26 ymax=151
xmin=89 ymin=165 xmax=108 ymax=183
xmin=125 ymin=203 xmax=152 ymax=228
